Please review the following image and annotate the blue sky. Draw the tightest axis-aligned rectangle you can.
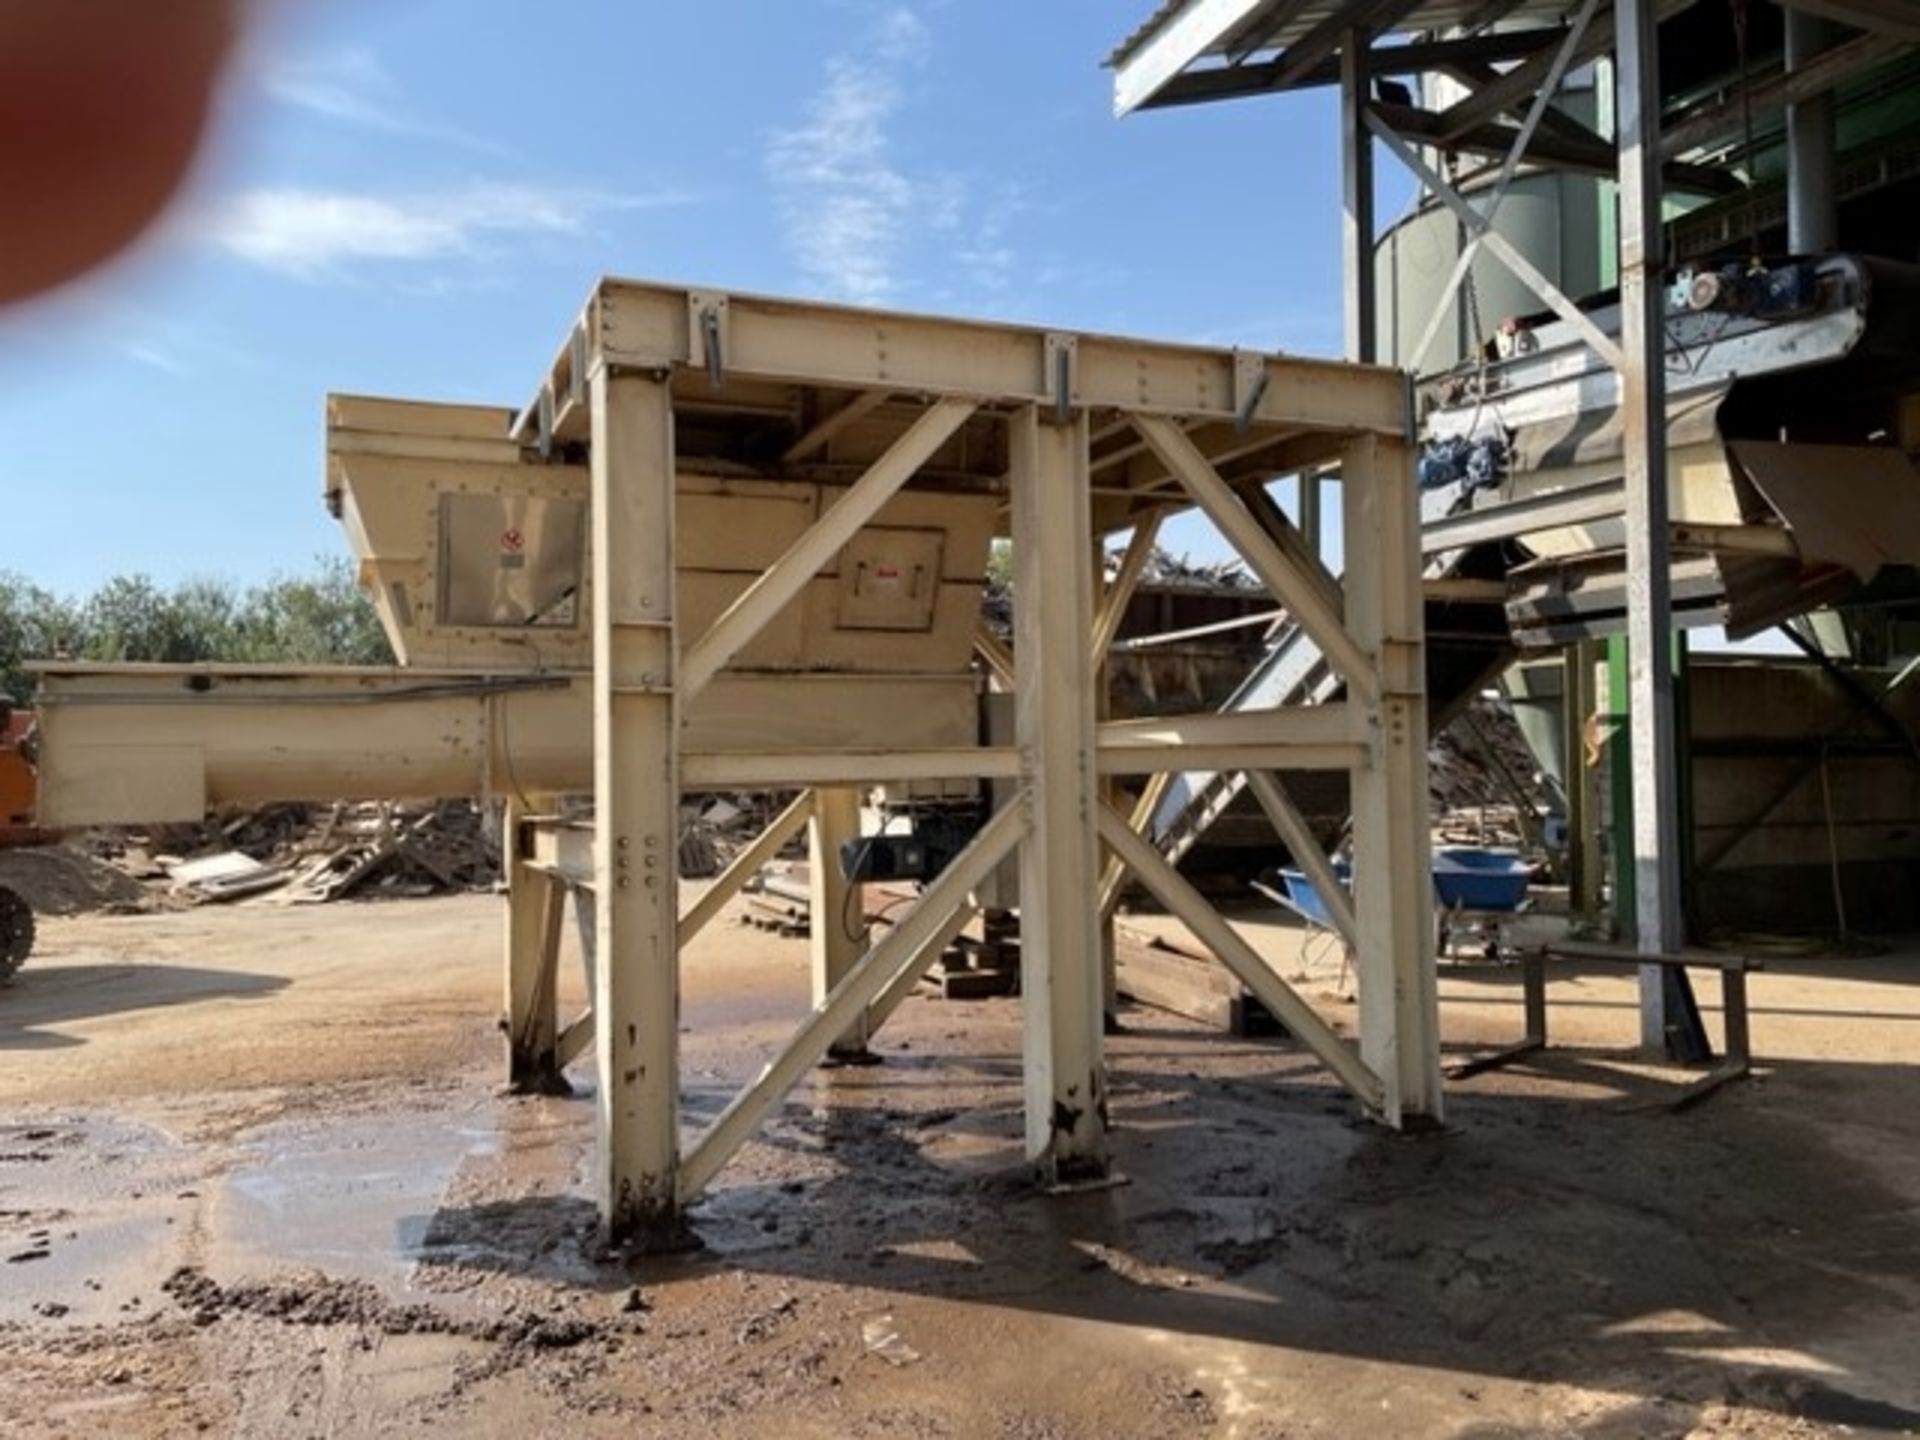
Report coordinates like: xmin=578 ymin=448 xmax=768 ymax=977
xmin=0 ymin=0 xmax=1378 ymax=594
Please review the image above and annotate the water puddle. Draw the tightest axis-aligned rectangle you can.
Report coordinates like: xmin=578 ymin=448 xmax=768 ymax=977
xmin=215 ymin=1096 xmax=596 ymax=1291
xmin=219 ymin=1111 xmax=499 ymax=1282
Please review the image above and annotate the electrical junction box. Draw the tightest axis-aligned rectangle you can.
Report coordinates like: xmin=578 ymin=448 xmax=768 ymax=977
xmin=835 ymin=527 xmax=943 ymax=632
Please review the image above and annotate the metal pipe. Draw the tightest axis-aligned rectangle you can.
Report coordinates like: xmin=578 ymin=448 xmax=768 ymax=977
xmin=1109 ymin=607 xmax=1289 ymax=652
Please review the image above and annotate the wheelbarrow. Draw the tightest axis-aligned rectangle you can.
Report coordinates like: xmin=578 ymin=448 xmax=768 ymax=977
xmin=1257 ymin=844 xmax=1532 ymax=969
xmin=1431 ymin=846 xmax=1532 ymax=960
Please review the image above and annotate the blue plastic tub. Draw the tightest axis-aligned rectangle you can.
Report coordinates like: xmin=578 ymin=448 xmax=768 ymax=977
xmin=1431 ymin=847 xmax=1531 ymax=911
xmin=1275 ymin=846 xmax=1529 ymax=925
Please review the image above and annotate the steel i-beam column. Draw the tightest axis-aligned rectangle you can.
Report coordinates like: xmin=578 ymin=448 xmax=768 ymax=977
xmin=810 ymin=787 xmax=875 ymax=1062
xmin=1299 ymin=473 xmax=1324 ymax=558
xmin=503 ymin=796 xmax=567 ymax=1093
xmin=1010 ymin=406 xmax=1109 ymax=1185
xmin=1786 ymin=7 xmax=1839 ymax=254
xmin=1341 ymin=26 xmax=1378 ymax=366
xmin=589 ymin=366 xmax=685 ymax=1245
xmin=1331 ymin=23 xmax=1375 ymax=578
xmin=1342 ymin=434 xmax=1443 ymax=1126
xmin=1617 ymin=0 xmax=1687 ymax=1046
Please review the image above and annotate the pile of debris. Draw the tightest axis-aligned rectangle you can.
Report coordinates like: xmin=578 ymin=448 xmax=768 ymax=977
xmin=1132 ymin=547 xmax=1255 ymax=590
xmin=1429 ymin=695 xmax=1558 ymax=852
xmin=678 ymin=792 xmax=803 ymax=879
xmin=89 ymin=800 xmax=501 ymax=905
xmin=71 ymin=789 xmax=798 ymax=907
xmin=983 ymin=544 xmax=1256 ymax=639
xmin=0 ymin=844 xmax=156 ymax=917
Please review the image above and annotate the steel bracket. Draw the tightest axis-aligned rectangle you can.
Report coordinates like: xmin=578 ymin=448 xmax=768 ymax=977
xmin=687 ymin=290 xmax=731 ymax=389
xmin=535 ymin=383 xmax=556 ymax=461
xmin=1044 ymin=331 xmax=1079 ymax=424
xmin=1232 ymin=349 xmax=1270 ymax=433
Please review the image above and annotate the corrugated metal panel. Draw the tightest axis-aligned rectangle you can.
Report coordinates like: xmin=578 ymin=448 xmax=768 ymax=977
xmin=1108 ymin=0 xmax=1196 ymax=68
xmin=1107 ymin=0 xmax=1575 ymax=70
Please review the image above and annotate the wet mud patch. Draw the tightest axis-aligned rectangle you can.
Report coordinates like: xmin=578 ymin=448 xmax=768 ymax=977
xmin=0 ymin=1114 xmax=200 ymax=1326
xmin=160 ymin=1264 xmax=628 ymax=1359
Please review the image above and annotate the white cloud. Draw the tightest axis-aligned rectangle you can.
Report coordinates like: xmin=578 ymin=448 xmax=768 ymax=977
xmin=255 ymin=47 xmax=512 ymax=158
xmin=951 ymin=182 xmax=1028 ymax=298
xmin=766 ymin=8 xmax=945 ymax=304
xmin=198 ymin=183 xmax=676 ymax=281
xmin=871 ymin=6 xmax=931 ymax=66
xmin=122 ymin=342 xmax=185 ymax=375
xmin=5 ymin=291 xmax=262 ymax=380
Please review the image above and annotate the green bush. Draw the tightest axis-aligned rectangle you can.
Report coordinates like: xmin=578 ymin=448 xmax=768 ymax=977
xmin=0 ymin=558 xmax=391 ymax=704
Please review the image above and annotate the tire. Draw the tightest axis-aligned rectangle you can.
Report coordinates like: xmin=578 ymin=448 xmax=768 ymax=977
xmin=0 ymin=885 xmax=32 ymax=980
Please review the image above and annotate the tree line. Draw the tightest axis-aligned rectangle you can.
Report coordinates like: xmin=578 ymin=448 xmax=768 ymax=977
xmin=0 ymin=560 xmax=392 ymax=704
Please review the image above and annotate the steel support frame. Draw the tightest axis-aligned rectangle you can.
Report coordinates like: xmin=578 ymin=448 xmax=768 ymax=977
xmin=1339 ymin=6 xmax=1690 ymax=1049
xmin=1617 ymin=0 xmax=1689 ymax=1047
xmin=589 ymin=365 xmax=684 ymax=1246
xmin=1090 ymin=427 xmax=1440 ymax=1126
xmin=1398 ymin=0 xmax=1602 ymax=377
xmin=1340 ymin=433 xmax=1442 ymax=1124
xmin=516 ymin=283 xmax=1435 ymax=1241
xmin=23 ymin=273 xmax=1443 ymax=1245
xmin=1366 ymin=109 xmax=1626 ymax=372
xmin=1010 ymin=407 xmax=1110 ymax=1184
xmin=1094 ymin=510 xmax=1163 ymax=1020
xmin=518 ymin=282 xmax=1409 ymax=450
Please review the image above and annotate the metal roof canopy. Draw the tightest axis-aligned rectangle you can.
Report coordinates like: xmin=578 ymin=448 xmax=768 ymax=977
xmin=1109 ymin=0 xmax=1573 ymax=111
xmin=1107 ymin=0 xmax=1920 ymax=195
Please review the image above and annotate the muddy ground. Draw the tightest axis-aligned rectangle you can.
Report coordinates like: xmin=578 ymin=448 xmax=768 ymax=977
xmin=3 ymin=891 xmax=1918 ymax=1438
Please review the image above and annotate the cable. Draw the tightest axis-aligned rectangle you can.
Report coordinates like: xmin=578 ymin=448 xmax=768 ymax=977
xmin=841 ymin=833 xmax=878 ymax=943
xmin=494 ymin=688 xmax=535 ymax=814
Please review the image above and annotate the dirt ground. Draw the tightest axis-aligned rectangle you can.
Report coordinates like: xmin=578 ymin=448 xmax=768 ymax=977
xmin=3 ymin=889 xmax=1919 ymax=1439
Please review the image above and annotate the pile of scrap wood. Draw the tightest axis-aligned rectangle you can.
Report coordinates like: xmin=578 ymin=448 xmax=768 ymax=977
xmin=679 ymin=792 xmax=808 ymax=880
xmin=275 ymin=801 xmax=498 ymax=902
xmin=94 ymin=800 xmax=501 ymax=905
xmin=1135 ymin=547 xmax=1256 ymax=590
xmin=1430 ymin=696 xmax=1557 ymax=853
xmin=105 ymin=790 xmax=797 ymax=904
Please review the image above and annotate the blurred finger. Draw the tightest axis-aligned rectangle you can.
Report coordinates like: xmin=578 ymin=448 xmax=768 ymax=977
xmin=0 ymin=0 xmax=238 ymax=304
